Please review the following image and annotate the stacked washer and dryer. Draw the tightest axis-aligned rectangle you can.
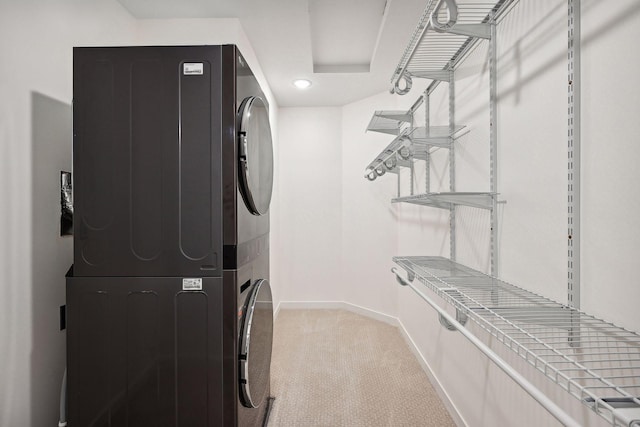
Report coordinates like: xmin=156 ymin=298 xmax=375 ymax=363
xmin=66 ymin=45 xmax=274 ymax=426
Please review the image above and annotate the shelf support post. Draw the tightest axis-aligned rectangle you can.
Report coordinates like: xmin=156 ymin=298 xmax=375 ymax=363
xmin=410 ymin=155 xmax=415 ymax=196
xmin=425 ymin=90 xmax=431 ymax=194
xmin=568 ymin=0 xmax=582 ymax=349
xmin=449 ymin=65 xmax=456 ymax=262
xmin=489 ymin=15 xmax=499 ymax=277
xmin=567 ymin=0 xmax=581 ymax=310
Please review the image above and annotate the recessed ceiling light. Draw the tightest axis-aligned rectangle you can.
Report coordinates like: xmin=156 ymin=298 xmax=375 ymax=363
xmin=293 ymin=79 xmax=312 ymax=89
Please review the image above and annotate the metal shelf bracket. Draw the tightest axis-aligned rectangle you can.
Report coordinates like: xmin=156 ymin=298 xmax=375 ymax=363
xmin=411 ymin=70 xmax=451 ymax=82
xmin=444 ymin=23 xmax=491 ymax=39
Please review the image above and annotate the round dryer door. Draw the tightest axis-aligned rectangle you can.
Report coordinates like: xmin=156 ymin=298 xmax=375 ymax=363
xmin=238 ymin=96 xmax=274 ymax=216
xmin=239 ymin=279 xmax=273 ymax=408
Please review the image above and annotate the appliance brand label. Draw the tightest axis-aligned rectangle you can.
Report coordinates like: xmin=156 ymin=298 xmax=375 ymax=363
xmin=183 ymin=63 xmax=204 ymax=75
xmin=182 ymin=278 xmax=203 ymax=291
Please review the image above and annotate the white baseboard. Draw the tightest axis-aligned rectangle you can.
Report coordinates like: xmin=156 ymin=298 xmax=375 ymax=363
xmin=276 ymin=301 xmax=398 ymax=326
xmin=396 ymin=318 xmax=468 ymax=427
xmin=276 ymin=300 xmax=466 ymax=427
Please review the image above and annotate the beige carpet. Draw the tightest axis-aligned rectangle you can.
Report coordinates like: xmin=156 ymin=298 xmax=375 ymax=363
xmin=268 ymin=309 xmax=456 ymax=427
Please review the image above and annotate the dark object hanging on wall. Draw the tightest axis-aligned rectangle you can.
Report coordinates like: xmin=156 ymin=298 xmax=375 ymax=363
xmin=60 ymin=171 xmax=73 ymax=236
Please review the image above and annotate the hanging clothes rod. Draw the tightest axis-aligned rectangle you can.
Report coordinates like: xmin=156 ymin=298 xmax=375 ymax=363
xmin=391 ymin=267 xmax=582 ymax=427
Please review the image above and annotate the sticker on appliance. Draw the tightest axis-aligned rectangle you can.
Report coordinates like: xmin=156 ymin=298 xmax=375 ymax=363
xmin=182 ymin=278 xmax=203 ymax=291
xmin=183 ymin=63 xmax=204 ymax=75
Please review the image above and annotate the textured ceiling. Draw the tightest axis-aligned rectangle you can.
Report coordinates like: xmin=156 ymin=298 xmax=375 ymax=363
xmin=309 ymin=0 xmax=387 ymax=73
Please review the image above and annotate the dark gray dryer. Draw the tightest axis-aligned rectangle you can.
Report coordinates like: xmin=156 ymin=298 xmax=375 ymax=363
xmin=67 ymin=45 xmax=274 ymax=427
xmin=224 ymin=46 xmax=275 ymax=426
xmin=223 ymin=50 xmax=273 ymax=270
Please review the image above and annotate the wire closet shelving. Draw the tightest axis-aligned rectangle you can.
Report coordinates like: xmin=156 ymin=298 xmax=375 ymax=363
xmin=367 ymin=0 xmax=640 ymax=425
xmin=394 ymin=256 xmax=640 ymax=427
xmin=365 ymin=0 xmax=507 ymax=213
xmin=390 ymin=1 xmax=504 ymax=91
xmin=364 ymin=109 xmax=467 ymax=174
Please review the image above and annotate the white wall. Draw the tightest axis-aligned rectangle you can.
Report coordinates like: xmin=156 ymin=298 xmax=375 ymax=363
xmin=341 ymin=92 xmax=404 ymax=316
xmin=0 ymin=3 xmax=278 ymax=426
xmin=275 ymin=107 xmax=344 ymax=303
xmin=581 ymin=0 xmax=640 ymax=329
xmin=497 ymin=0 xmax=569 ymax=303
xmin=276 ymin=91 xmax=411 ymax=316
xmin=0 ymin=2 xmax=138 ymax=425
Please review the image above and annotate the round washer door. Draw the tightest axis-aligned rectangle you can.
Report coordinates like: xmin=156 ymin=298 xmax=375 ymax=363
xmin=239 ymin=279 xmax=273 ymax=408
xmin=238 ymin=96 xmax=274 ymax=216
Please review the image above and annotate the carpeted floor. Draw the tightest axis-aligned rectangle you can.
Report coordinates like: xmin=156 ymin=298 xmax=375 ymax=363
xmin=268 ymin=309 xmax=456 ymax=427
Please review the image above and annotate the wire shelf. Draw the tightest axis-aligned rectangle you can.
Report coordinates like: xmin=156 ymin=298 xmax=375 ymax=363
xmin=391 ymin=1 xmax=512 ymax=91
xmin=364 ymin=113 xmax=467 ymax=181
xmin=393 ymin=192 xmax=495 ymax=209
xmin=366 ymin=110 xmax=413 ymax=135
xmin=409 ymin=125 xmax=467 ymax=148
xmin=393 ymin=256 xmax=640 ymax=426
